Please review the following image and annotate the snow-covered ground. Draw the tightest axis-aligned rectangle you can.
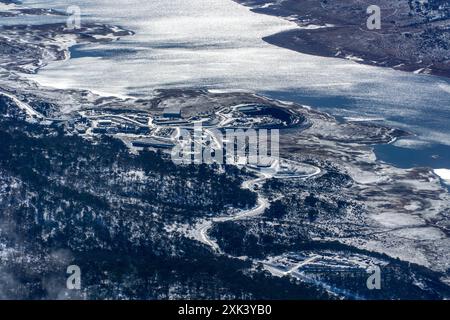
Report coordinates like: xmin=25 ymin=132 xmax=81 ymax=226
xmin=434 ymin=169 xmax=450 ymax=185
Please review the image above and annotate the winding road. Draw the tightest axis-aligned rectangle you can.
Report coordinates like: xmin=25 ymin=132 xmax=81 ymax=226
xmin=0 ymin=91 xmax=44 ymax=119
xmin=192 ymin=163 xmax=321 ymax=254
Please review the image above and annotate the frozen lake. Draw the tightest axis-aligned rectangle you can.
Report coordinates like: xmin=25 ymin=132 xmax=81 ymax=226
xmin=12 ymin=0 xmax=450 ymax=167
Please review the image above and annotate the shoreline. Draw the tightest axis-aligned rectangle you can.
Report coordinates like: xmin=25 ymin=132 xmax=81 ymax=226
xmin=262 ymin=28 xmax=450 ymax=79
xmin=234 ymin=0 xmax=450 ymax=79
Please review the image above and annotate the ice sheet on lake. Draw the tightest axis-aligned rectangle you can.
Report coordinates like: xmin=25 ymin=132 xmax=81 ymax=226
xmin=13 ymin=0 xmax=450 ymax=147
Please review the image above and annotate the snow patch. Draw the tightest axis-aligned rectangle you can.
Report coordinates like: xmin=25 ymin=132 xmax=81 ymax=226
xmin=434 ymin=169 xmax=450 ymax=185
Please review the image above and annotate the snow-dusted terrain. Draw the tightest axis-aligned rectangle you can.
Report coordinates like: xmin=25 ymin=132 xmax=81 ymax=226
xmin=0 ymin=0 xmax=449 ymax=300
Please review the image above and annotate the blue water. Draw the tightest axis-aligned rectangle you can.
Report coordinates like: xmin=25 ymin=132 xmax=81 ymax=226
xmin=262 ymin=90 xmax=450 ymax=171
xmin=374 ymin=144 xmax=450 ymax=169
xmin=69 ymin=45 xmax=137 ymax=59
